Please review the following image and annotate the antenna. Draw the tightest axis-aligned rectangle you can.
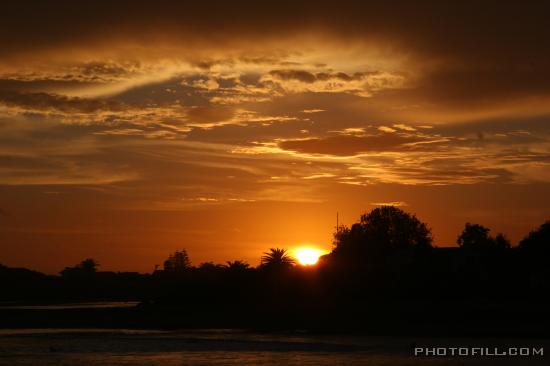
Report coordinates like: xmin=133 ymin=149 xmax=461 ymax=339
xmin=336 ymin=212 xmax=339 ymax=232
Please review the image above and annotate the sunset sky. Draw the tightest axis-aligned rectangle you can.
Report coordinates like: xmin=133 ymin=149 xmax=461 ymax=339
xmin=1 ymin=1 xmax=549 ymax=273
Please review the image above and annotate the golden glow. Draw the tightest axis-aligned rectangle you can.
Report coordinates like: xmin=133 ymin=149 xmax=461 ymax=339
xmin=294 ymin=247 xmax=326 ymax=266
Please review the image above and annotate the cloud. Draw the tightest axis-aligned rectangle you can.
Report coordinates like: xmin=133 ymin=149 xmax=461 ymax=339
xmin=301 ymin=109 xmax=325 ymax=113
xmin=277 ymin=133 xmax=424 ymax=156
xmin=186 ymin=106 xmax=236 ymax=125
xmin=269 ymin=70 xmax=317 ymax=83
xmin=0 ymin=154 xmax=138 ymax=185
xmin=393 ymin=123 xmax=416 ymax=131
xmin=192 ymin=78 xmax=220 ymax=91
xmin=186 ymin=109 xmax=300 ymax=129
xmin=336 ymin=127 xmax=367 ymax=136
xmin=0 ymin=1 xmax=549 ymax=191
xmin=1 ymin=1 xmax=549 ymax=112
xmin=0 ymin=90 xmax=128 ymax=114
xmin=302 ymin=173 xmax=336 ymax=180
xmin=226 ymin=119 xmax=550 ymax=186
xmin=370 ymin=201 xmax=408 ymax=207
xmin=0 ymin=90 xmax=195 ymax=139
xmin=378 ymin=126 xmax=397 ymax=133
xmin=262 ymin=69 xmax=405 ymax=97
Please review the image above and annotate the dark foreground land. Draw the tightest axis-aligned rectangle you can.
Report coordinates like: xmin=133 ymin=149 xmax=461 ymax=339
xmin=1 ymin=298 xmax=550 ymax=338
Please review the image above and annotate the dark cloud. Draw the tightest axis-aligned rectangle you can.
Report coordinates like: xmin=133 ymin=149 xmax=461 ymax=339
xmin=0 ymin=79 xmax=93 ymax=94
xmin=0 ymin=90 xmax=128 ymax=113
xmin=186 ymin=106 xmax=236 ymax=124
xmin=1 ymin=2 xmax=549 ymax=107
xmin=389 ymin=165 xmax=516 ymax=185
xmin=269 ymin=70 xmax=374 ymax=84
xmin=77 ymin=61 xmax=138 ymax=80
xmin=407 ymin=66 xmax=550 ymax=108
xmin=269 ymin=70 xmax=317 ymax=83
xmin=1 ymin=2 xmax=548 ymax=61
xmin=315 ymin=72 xmax=371 ymax=82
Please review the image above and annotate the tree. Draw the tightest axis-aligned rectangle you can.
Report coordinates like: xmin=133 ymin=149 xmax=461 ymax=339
xmin=455 ymin=223 xmax=512 ymax=292
xmin=197 ymin=261 xmax=224 ymax=273
xmin=457 ymin=223 xmax=510 ymax=251
xmin=518 ymin=220 xmax=550 ymax=272
xmin=457 ymin=223 xmax=491 ymax=249
xmin=494 ymin=233 xmax=512 ymax=250
xmin=163 ymin=249 xmax=191 ymax=272
xmin=260 ymin=248 xmax=295 ymax=269
xmin=332 ymin=206 xmax=433 ymax=260
xmin=519 ymin=220 xmax=550 ymax=255
xmin=79 ymin=258 xmax=99 ymax=272
xmin=225 ymin=260 xmax=250 ymax=271
xmin=60 ymin=258 xmax=99 ymax=277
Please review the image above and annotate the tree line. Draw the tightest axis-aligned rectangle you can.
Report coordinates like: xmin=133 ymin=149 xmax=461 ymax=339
xmin=1 ymin=206 xmax=549 ymax=332
xmin=1 ymin=206 xmax=549 ymax=303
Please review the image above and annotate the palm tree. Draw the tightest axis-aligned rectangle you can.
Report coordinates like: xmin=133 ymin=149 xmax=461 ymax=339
xmin=260 ymin=248 xmax=296 ymax=268
xmin=225 ymin=260 xmax=250 ymax=271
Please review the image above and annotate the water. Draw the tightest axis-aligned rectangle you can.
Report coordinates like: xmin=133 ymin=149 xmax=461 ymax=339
xmin=0 ymin=302 xmax=139 ymax=310
xmin=0 ymin=329 xmax=548 ymax=365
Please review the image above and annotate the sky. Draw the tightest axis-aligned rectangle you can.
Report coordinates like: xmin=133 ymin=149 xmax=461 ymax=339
xmin=1 ymin=1 xmax=549 ymax=273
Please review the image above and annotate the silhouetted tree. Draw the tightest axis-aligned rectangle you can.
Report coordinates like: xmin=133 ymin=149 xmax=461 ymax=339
xmin=323 ymin=207 xmax=434 ymax=296
xmin=518 ymin=220 xmax=550 ymax=289
xmin=79 ymin=258 xmax=99 ymax=272
xmin=455 ymin=223 xmax=512 ymax=293
xmin=260 ymin=248 xmax=295 ymax=269
xmin=518 ymin=220 xmax=550 ymax=256
xmin=457 ymin=223 xmax=510 ymax=251
xmin=163 ymin=249 xmax=191 ymax=272
xmin=225 ymin=260 xmax=250 ymax=271
xmin=494 ymin=233 xmax=511 ymax=250
xmin=197 ymin=262 xmax=225 ymax=273
xmin=60 ymin=258 xmax=99 ymax=277
xmin=457 ymin=223 xmax=490 ymax=249
xmin=332 ymin=206 xmax=432 ymax=261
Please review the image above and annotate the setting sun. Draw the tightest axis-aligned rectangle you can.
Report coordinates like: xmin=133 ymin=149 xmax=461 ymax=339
xmin=294 ymin=247 xmax=326 ymax=266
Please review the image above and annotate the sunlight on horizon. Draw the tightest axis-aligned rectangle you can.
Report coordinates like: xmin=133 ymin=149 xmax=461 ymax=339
xmin=293 ymin=247 xmax=328 ymax=266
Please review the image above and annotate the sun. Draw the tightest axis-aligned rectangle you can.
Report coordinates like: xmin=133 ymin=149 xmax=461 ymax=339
xmin=294 ymin=247 xmax=325 ymax=266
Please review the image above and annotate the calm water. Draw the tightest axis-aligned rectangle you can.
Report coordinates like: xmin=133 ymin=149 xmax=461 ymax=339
xmin=0 ymin=302 xmax=139 ymax=310
xmin=0 ymin=328 xmax=548 ymax=366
